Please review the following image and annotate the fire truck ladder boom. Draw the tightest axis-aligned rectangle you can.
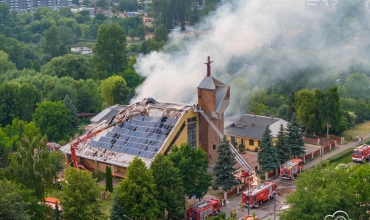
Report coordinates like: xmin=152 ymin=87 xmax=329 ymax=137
xmin=198 ymin=109 xmax=254 ymax=174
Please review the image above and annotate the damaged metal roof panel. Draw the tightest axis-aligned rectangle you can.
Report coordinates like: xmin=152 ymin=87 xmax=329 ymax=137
xmin=60 ymin=99 xmax=191 ymax=168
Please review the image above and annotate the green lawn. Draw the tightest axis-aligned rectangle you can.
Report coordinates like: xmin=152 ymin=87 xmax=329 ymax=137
xmin=100 ymin=195 xmax=114 ymax=217
xmin=341 ymin=121 xmax=370 ymax=139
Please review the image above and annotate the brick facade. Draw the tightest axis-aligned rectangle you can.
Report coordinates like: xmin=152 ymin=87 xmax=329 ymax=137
xmin=198 ymin=84 xmax=228 ymax=166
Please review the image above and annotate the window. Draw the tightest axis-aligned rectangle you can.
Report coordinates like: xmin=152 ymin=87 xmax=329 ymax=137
xmin=187 ymin=117 xmax=197 ymax=123
xmin=249 ymin=139 xmax=254 ymax=146
xmin=231 ymin=136 xmax=236 ymax=143
xmin=213 ymin=144 xmax=216 ymax=150
xmin=241 ymin=139 xmax=244 ymax=145
xmin=187 ymin=123 xmax=196 ymax=148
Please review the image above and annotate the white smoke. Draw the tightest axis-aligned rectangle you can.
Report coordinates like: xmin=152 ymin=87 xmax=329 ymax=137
xmin=132 ymin=0 xmax=308 ymax=104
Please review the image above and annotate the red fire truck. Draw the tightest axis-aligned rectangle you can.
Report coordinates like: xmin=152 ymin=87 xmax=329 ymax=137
xmin=187 ymin=199 xmax=221 ymax=220
xmin=234 ymin=168 xmax=254 ymax=184
xmin=279 ymin=158 xmax=303 ymax=179
xmin=241 ymin=182 xmax=277 ymax=208
xmin=352 ymin=144 xmax=370 ymax=163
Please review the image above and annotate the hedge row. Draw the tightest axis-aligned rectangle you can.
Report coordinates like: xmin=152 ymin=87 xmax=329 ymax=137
xmin=326 ymin=147 xmax=354 ymax=164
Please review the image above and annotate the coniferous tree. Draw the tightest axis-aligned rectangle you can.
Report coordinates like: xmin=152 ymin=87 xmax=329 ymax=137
xmin=150 ymin=154 xmax=185 ymax=219
xmin=213 ymin=137 xmax=238 ymax=191
xmin=257 ymin=126 xmax=278 ymax=172
xmin=286 ymin=113 xmax=306 ymax=158
xmin=110 ymin=193 xmax=125 ymax=220
xmin=105 ymin=166 xmax=113 ymax=192
xmin=276 ymin=124 xmax=291 ymax=165
xmin=63 ymin=94 xmax=78 ymax=129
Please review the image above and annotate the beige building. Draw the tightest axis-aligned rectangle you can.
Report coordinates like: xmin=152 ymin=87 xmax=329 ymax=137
xmin=224 ymin=114 xmax=288 ymax=151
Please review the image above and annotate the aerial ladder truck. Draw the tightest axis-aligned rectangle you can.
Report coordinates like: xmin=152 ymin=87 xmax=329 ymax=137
xmin=194 ymin=107 xmax=257 ymax=185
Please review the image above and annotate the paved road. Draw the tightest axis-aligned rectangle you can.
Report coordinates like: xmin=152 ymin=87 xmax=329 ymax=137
xmin=217 ymin=134 xmax=370 ymax=219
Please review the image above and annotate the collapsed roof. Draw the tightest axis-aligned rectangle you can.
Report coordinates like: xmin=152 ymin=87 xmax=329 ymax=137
xmin=60 ymin=98 xmax=191 ymax=168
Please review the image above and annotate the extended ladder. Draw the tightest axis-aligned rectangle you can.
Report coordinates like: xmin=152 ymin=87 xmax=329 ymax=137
xmin=197 ymin=108 xmax=254 ymax=174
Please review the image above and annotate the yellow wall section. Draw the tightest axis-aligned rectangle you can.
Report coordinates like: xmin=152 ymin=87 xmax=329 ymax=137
xmin=226 ymin=135 xmax=278 ymax=151
xmin=159 ymin=108 xmax=199 ymax=154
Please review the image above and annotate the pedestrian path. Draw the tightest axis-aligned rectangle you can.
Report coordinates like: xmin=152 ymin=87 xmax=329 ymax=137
xmin=304 ymin=133 xmax=370 ymax=169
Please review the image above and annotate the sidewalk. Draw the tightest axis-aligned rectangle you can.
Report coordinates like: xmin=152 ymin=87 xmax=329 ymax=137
xmin=304 ymin=133 xmax=370 ymax=169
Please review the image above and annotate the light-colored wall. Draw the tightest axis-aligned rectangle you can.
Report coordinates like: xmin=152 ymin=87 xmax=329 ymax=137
xmin=159 ymin=108 xmax=199 ymax=154
xmin=226 ymin=135 xmax=278 ymax=151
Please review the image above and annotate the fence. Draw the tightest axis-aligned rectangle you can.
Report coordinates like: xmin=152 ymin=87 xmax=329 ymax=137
xmin=264 ymin=137 xmax=337 ymax=179
xmin=226 ymin=183 xmax=249 ymax=197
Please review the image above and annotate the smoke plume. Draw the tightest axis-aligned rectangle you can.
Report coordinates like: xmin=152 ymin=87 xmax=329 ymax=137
xmin=133 ymin=0 xmax=305 ymax=103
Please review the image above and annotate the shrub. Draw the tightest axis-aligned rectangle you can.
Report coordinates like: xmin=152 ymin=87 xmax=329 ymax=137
xmin=92 ymin=170 xmax=105 ymax=182
xmin=218 ymin=212 xmax=226 ymax=219
xmin=239 ymin=144 xmax=245 ymax=153
xmin=260 ymin=173 xmax=265 ymax=180
xmin=254 ymin=146 xmax=259 ymax=152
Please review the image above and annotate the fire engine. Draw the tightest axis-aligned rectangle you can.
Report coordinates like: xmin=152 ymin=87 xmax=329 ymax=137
xmin=234 ymin=168 xmax=254 ymax=184
xmin=352 ymin=144 xmax=370 ymax=163
xmin=241 ymin=182 xmax=277 ymax=208
xmin=279 ymin=158 xmax=303 ymax=179
xmin=242 ymin=216 xmax=259 ymax=220
xmin=187 ymin=199 xmax=222 ymax=220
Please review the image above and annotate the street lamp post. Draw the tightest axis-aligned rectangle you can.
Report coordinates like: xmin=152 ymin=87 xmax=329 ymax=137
xmin=274 ymin=195 xmax=276 ymax=220
xmin=248 ymin=179 xmax=250 ymax=216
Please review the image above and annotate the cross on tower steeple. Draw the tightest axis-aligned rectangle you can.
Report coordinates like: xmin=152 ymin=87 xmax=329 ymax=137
xmin=204 ymin=56 xmax=213 ymax=77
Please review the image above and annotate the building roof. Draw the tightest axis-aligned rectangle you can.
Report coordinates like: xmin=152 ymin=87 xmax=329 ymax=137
xmin=198 ymin=76 xmax=229 ymax=113
xmin=60 ymin=98 xmax=191 ymax=168
xmin=224 ymin=114 xmax=288 ymax=140
xmin=90 ymin=104 xmax=128 ymax=124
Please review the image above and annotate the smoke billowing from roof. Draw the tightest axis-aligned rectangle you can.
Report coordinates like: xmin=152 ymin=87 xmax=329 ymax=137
xmin=132 ymin=0 xmax=367 ymax=112
xmin=132 ymin=0 xmax=306 ymax=104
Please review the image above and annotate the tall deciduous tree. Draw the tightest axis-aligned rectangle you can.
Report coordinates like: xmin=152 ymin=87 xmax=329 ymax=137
xmin=257 ymin=126 xmax=278 ymax=173
xmin=213 ymin=138 xmax=238 ymax=194
xmin=42 ymin=25 xmax=62 ymax=57
xmin=100 ymin=75 xmax=131 ymax=105
xmin=0 ymin=82 xmax=21 ymax=126
xmin=3 ymin=135 xmax=56 ymax=200
xmin=280 ymin=165 xmax=369 ymax=220
xmin=150 ymin=154 xmax=185 ymax=219
xmin=19 ymin=83 xmax=41 ymax=122
xmin=40 ymin=54 xmax=93 ymax=80
xmin=117 ymin=157 xmax=159 ymax=219
xmin=324 ymin=86 xmax=341 ymax=132
xmin=286 ymin=113 xmax=306 ymax=158
xmin=93 ymin=23 xmax=127 ymax=79
xmin=63 ymin=94 xmax=78 ymax=129
xmin=105 ymin=166 xmax=113 ymax=192
xmin=168 ymin=143 xmax=212 ymax=200
xmin=294 ymin=88 xmax=315 ymax=132
xmin=33 ymin=101 xmax=73 ymax=142
xmin=275 ymin=124 xmax=291 ymax=165
xmin=60 ymin=167 xmax=105 ymax=220
xmin=49 ymin=150 xmax=65 ymax=173
xmin=154 ymin=24 xmax=168 ymax=42
xmin=0 ymin=180 xmax=35 ymax=220
xmin=0 ymin=50 xmax=16 ymax=74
